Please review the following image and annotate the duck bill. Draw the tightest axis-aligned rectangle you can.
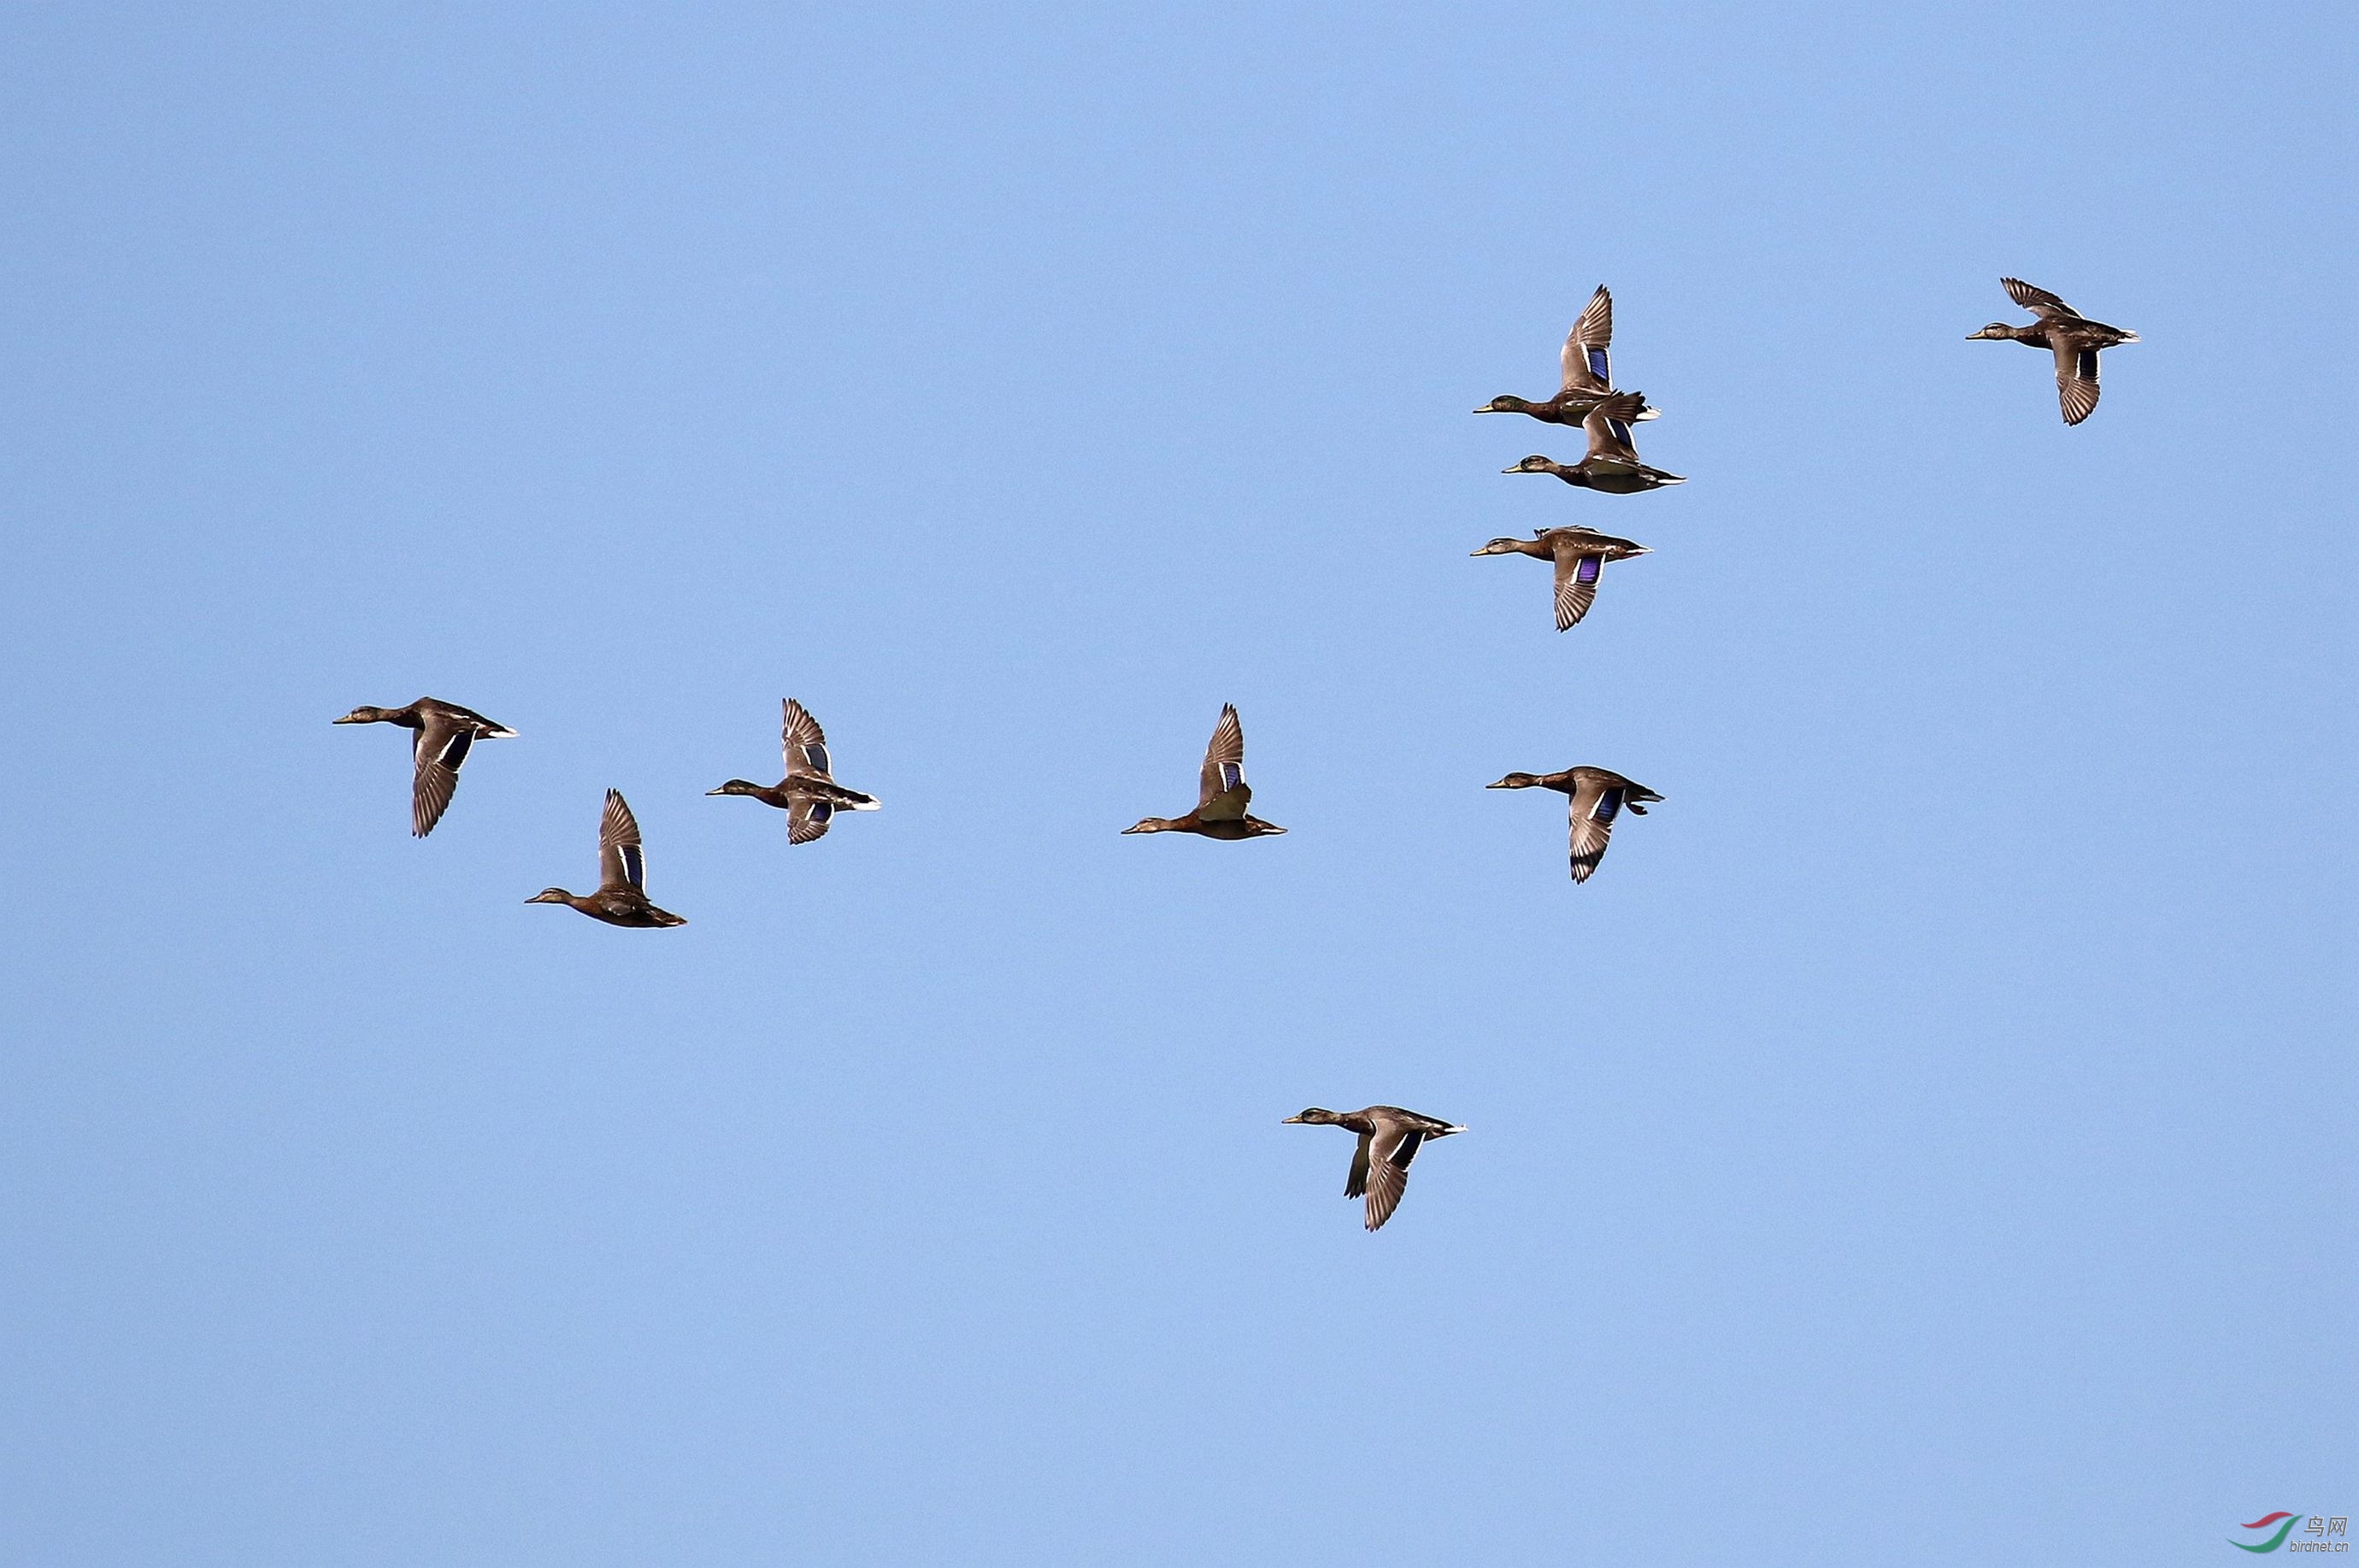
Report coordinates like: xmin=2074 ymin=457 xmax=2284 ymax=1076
xmin=1281 ymin=1114 xmax=1307 ymax=1123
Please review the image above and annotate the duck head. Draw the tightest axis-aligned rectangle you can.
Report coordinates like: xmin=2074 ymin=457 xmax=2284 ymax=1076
xmin=525 ymin=888 xmax=574 ymax=905
xmin=706 ymin=779 xmax=763 ymax=796
xmin=1473 ymin=395 xmax=1534 ymax=415
xmin=1471 ymin=537 xmax=1530 ymax=556
xmin=1486 ymin=772 xmax=1544 ymax=790
xmin=1503 ymin=455 xmax=1561 ymax=475
xmin=1283 ymin=1107 xmax=1344 ymax=1125
xmin=1121 ymin=817 xmax=1179 ymax=835
xmin=333 ymin=705 xmax=392 ymax=725
xmin=1966 ymin=322 xmax=2019 ymax=340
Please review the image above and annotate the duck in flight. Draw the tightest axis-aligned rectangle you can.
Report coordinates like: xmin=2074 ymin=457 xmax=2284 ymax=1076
xmin=1968 ymin=278 xmax=2138 ymax=426
xmin=527 ymin=790 xmax=686 ymax=927
xmin=1503 ymin=391 xmax=1685 ymax=494
xmin=708 ymin=698 xmax=880 ymax=844
xmin=1487 ymin=766 xmax=1662 ymax=882
xmin=1472 ymin=526 xmax=1651 ymax=631
xmin=1122 ymin=703 xmax=1286 ymax=840
xmin=1284 ymin=1106 xmax=1467 ymax=1232
xmin=332 ymin=696 xmax=517 ymax=837
xmin=1474 ymin=284 xmax=1660 ymax=427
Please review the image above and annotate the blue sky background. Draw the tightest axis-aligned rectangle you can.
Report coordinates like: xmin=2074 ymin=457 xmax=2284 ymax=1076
xmin=3 ymin=4 xmax=2352 ymax=1564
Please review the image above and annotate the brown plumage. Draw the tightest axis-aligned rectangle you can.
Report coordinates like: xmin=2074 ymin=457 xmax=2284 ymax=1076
xmin=708 ymin=698 xmax=880 ymax=845
xmin=527 ymin=790 xmax=687 ymax=927
xmin=1967 ymin=278 xmax=2139 ymax=426
xmin=1486 ymin=766 xmax=1662 ymax=882
xmin=1474 ymin=284 xmax=1661 ymax=426
xmin=1122 ymin=704 xmax=1287 ymax=840
xmin=1502 ymin=391 xmax=1685 ymax=494
xmin=1471 ymin=526 xmax=1652 ymax=631
xmin=1283 ymin=1106 xmax=1468 ymax=1231
xmin=332 ymin=696 xmax=517 ymax=837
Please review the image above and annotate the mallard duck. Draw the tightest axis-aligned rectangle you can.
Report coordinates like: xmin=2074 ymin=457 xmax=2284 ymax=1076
xmin=1968 ymin=278 xmax=2138 ymax=426
xmin=708 ymin=698 xmax=880 ymax=844
xmin=1504 ymin=391 xmax=1684 ymax=494
xmin=1486 ymin=766 xmax=1662 ymax=882
xmin=1122 ymin=703 xmax=1287 ymax=840
xmin=1471 ymin=526 xmax=1651 ymax=631
xmin=332 ymin=696 xmax=517 ymax=837
xmin=1283 ymin=1106 xmax=1467 ymax=1231
xmin=1474 ymin=284 xmax=1661 ymax=426
xmin=527 ymin=790 xmax=686 ymax=927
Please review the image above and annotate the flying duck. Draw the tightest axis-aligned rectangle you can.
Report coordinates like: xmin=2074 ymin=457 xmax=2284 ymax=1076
xmin=1968 ymin=278 xmax=2139 ymax=426
xmin=1503 ymin=391 xmax=1685 ymax=494
xmin=527 ymin=790 xmax=686 ymax=927
xmin=1283 ymin=1106 xmax=1467 ymax=1232
xmin=332 ymin=696 xmax=517 ymax=837
xmin=1471 ymin=526 xmax=1651 ymax=631
xmin=709 ymin=698 xmax=880 ymax=844
xmin=1474 ymin=284 xmax=1661 ymax=426
xmin=1122 ymin=703 xmax=1287 ymax=840
xmin=1486 ymin=766 xmax=1662 ymax=882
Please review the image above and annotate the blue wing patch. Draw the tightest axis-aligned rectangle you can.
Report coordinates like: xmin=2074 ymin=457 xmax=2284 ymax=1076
xmin=1593 ymin=786 xmax=1624 ymax=824
xmin=2077 ymin=349 xmax=2097 ymax=379
xmin=1221 ymin=762 xmax=1243 ymax=791
xmin=1575 ymin=556 xmax=1601 ymax=584
xmin=441 ymin=731 xmax=474 ymax=769
xmin=1608 ymin=419 xmax=1632 ymax=446
xmin=809 ymin=801 xmax=832 ymax=825
xmin=1586 ymin=348 xmax=1610 ymax=381
xmin=620 ymin=843 xmax=645 ymax=888
xmin=804 ymin=743 xmax=830 ymax=774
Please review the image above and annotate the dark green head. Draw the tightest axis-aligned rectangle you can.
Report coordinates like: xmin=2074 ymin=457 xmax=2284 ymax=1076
xmin=1503 ymin=455 xmax=1560 ymax=474
xmin=1474 ymin=395 xmax=1534 ymax=414
xmin=1283 ymin=1107 xmax=1343 ymax=1125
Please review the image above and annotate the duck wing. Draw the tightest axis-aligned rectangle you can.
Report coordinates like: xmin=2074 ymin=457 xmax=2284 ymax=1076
xmin=1344 ymin=1132 xmax=1371 ymax=1200
xmin=788 ymin=796 xmax=834 ymax=845
xmin=1557 ymin=284 xmax=1615 ymax=396
xmin=2003 ymin=277 xmax=2077 ymax=320
xmin=418 ymin=698 xmax=515 ymax=737
xmin=1551 ymin=543 xmax=1605 ymax=631
xmin=781 ymin=698 xmax=832 ymax=778
xmin=409 ymin=715 xmax=476 ymax=837
xmin=1197 ymin=702 xmax=1251 ymax=820
xmin=2051 ymin=338 xmax=2102 ymax=425
xmin=1362 ymin=1119 xmax=1427 ymax=1231
xmin=1566 ymin=769 xmax=1632 ymax=884
xmin=1582 ymin=391 xmax=1648 ymax=465
xmin=598 ymin=789 xmax=648 ymax=890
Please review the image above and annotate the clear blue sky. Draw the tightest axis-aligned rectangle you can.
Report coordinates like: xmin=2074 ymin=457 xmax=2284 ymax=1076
xmin=3 ymin=4 xmax=2351 ymax=1564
